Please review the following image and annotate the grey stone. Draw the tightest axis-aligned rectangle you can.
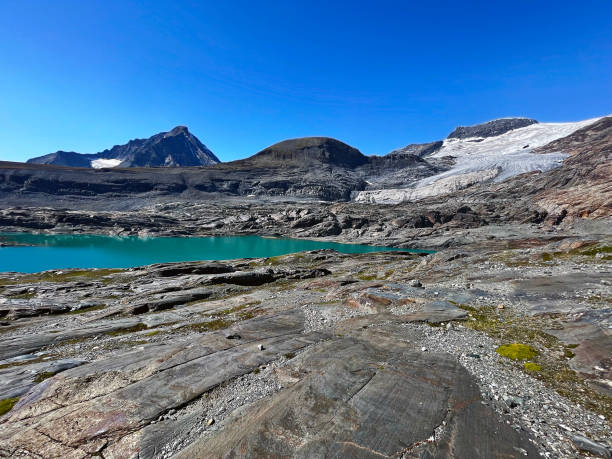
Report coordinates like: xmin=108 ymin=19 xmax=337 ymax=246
xmin=571 ymin=434 xmax=611 ymax=458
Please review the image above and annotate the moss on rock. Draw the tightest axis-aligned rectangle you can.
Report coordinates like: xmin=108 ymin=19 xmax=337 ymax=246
xmin=524 ymin=362 xmax=542 ymax=372
xmin=0 ymin=397 xmax=19 ymax=416
xmin=496 ymin=343 xmax=538 ymax=361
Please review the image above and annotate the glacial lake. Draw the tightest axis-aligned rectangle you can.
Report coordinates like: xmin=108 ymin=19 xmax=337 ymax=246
xmin=0 ymin=233 xmax=431 ymax=273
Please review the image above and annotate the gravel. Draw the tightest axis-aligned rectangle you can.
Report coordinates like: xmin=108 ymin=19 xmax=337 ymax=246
xmin=154 ymin=356 xmax=290 ymax=458
xmin=395 ymin=322 xmax=611 ymax=458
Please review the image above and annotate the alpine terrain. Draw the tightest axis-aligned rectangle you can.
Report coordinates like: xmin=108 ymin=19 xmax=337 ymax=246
xmin=0 ymin=115 xmax=610 ymax=458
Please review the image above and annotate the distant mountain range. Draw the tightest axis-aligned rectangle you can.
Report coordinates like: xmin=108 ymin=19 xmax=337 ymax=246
xmin=27 ymin=126 xmax=220 ymax=168
xmin=2 ymin=115 xmax=607 ymax=221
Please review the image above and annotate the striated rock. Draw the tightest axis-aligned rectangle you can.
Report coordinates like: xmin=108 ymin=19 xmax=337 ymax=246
xmin=127 ymin=288 xmax=213 ymax=314
xmin=0 ymin=302 xmax=72 ymax=320
xmin=0 ymin=244 xmax=609 ymax=457
xmin=177 ymin=338 xmax=539 ymax=458
xmin=151 ymin=262 xmax=234 ymax=277
xmin=0 ymin=310 xmax=330 ymax=457
xmin=0 ymin=358 xmax=86 ymax=399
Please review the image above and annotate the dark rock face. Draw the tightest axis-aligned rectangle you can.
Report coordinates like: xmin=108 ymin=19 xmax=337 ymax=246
xmin=27 ymin=126 xmax=220 ymax=168
xmin=447 ymin=118 xmax=538 ymax=139
xmin=387 ymin=140 xmax=443 ymax=157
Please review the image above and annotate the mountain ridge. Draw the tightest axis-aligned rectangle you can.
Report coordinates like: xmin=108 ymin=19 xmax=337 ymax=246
xmin=2 ymin=115 xmax=605 ymax=207
xmin=27 ymin=126 xmax=220 ymax=168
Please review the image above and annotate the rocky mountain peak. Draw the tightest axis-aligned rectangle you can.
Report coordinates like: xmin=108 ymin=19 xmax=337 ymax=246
xmin=253 ymin=137 xmax=368 ymax=168
xmin=27 ymin=127 xmax=220 ymax=168
xmin=167 ymin=125 xmax=190 ymax=136
xmin=447 ymin=118 xmax=538 ymax=139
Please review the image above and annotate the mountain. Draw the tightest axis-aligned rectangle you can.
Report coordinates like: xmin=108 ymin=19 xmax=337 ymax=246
xmin=356 ymin=116 xmax=603 ymax=203
xmin=27 ymin=126 xmax=220 ymax=168
xmin=1 ymin=116 xmax=607 ymax=208
xmin=248 ymin=137 xmax=369 ymax=168
xmin=0 ymin=136 xmax=445 ymax=204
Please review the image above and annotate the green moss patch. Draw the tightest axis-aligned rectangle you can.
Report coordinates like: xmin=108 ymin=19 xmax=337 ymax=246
xmin=34 ymin=371 xmax=57 ymax=383
xmin=0 ymin=355 xmax=49 ymax=370
xmin=180 ymin=318 xmax=234 ymax=333
xmin=524 ymin=362 xmax=542 ymax=372
xmin=7 ymin=292 xmax=37 ymax=299
xmin=496 ymin=343 xmax=538 ymax=361
xmin=457 ymin=303 xmax=611 ymax=420
xmin=580 ymin=245 xmax=612 ymax=256
xmin=0 ymin=397 xmax=19 ymax=416
xmin=3 ymin=269 xmax=123 ymax=285
xmin=541 ymin=252 xmax=553 ymax=262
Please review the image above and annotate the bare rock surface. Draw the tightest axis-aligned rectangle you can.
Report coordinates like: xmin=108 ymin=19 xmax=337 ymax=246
xmin=0 ymin=241 xmax=610 ymax=457
xmin=178 ymin=338 xmax=539 ymax=459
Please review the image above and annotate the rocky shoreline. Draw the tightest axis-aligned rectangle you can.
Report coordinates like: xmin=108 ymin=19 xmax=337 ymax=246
xmin=0 ymin=223 xmax=610 ymax=457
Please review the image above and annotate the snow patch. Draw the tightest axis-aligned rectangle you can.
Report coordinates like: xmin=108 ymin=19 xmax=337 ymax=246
xmin=356 ymin=116 xmax=602 ymax=204
xmin=431 ymin=117 xmax=601 ymax=160
xmin=418 ymin=150 xmax=568 ymax=187
xmin=91 ymin=159 xmax=122 ymax=169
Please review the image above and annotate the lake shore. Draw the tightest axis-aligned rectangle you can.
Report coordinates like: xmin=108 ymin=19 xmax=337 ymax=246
xmin=0 ymin=215 xmax=610 ymax=457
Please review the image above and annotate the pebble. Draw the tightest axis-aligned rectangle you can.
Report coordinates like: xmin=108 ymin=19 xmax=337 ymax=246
xmin=503 ymin=395 xmax=523 ymax=409
xmin=257 ymin=344 xmax=264 ymax=351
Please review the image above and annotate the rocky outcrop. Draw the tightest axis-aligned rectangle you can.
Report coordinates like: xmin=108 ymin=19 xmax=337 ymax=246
xmin=27 ymin=126 xmax=220 ymax=168
xmin=178 ymin=341 xmax=539 ymax=458
xmin=505 ymin=116 xmax=612 ymax=220
xmin=1 ymin=244 xmax=609 ymax=457
xmin=447 ymin=117 xmax=538 ymax=139
xmin=387 ymin=140 xmax=443 ymax=157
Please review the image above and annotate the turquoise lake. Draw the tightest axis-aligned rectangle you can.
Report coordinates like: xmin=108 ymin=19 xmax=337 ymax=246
xmin=0 ymin=233 xmax=431 ymax=273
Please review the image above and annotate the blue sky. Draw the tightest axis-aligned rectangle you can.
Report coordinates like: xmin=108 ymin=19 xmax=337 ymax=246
xmin=0 ymin=0 xmax=610 ymax=162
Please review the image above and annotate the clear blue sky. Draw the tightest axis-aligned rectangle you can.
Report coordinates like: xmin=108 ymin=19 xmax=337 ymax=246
xmin=1 ymin=0 xmax=610 ymax=162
